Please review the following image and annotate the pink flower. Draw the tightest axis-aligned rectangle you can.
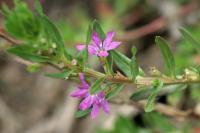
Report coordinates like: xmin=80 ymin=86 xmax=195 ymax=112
xmin=70 ymin=73 xmax=110 ymax=119
xmin=76 ymin=31 xmax=121 ymax=57
xmin=79 ymin=92 xmax=110 ymax=119
xmin=70 ymin=73 xmax=90 ymax=98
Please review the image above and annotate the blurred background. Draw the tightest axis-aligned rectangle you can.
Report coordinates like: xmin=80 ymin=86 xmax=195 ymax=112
xmin=0 ymin=0 xmax=200 ymax=133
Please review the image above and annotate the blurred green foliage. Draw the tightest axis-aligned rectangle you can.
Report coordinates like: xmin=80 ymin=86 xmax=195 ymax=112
xmin=2 ymin=0 xmax=41 ymax=41
xmin=169 ymin=25 xmax=200 ymax=105
xmin=96 ymin=113 xmax=197 ymax=133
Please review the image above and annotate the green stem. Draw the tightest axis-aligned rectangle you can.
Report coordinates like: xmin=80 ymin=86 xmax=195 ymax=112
xmin=51 ymin=60 xmax=200 ymax=87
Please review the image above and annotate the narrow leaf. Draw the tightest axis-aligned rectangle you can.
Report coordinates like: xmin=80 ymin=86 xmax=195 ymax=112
xmin=93 ymin=20 xmax=106 ymax=40
xmin=86 ymin=22 xmax=93 ymax=44
xmin=130 ymin=56 xmax=139 ymax=80
xmin=75 ymin=109 xmax=91 ymax=118
xmin=39 ymin=15 xmax=70 ymax=58
xmin=145 ymin=79 xmax=163 ymax=112
xmin=155 ymin=36 xmax=175 ymax=77
xmin=35 ymin=0 xmax=43 ymax=15
xmin=110 ymin=50 xmax=132 ymax=77
xmin=131 ymin=46 xmax=137 ymax=56
xmin=105 ymin=52 xmax=114 ymax=75
xmin=130 ymin=84 xmax=186 ymax=101
xmin=106 ymin=84 xmax=124 ymax=100
xmin=44 ymin=69 xmax=73 ymax=79
xmin=7 ymin=45 xmax=49 ymax=62
xmin=76 ymin=21 xmax=94 ymax=67
xmin=130 ymin=88 xmax=152 ymax=101
xmin=90 ymin=77 xmax=105 ymax=94
xmin=179 ymin=28 xmax=200 ymax=52
xmin=77 ymin=48 xmax=88 ymax=67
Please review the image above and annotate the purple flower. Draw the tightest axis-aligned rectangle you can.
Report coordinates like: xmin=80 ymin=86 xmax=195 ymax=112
xmin=70 ymin=73 xmax=90 ymax=98
xmin=70 ymin=73 xmax=110 ymax=119
xmin=79 ymin=92 xmax=110 ymax=119
xmin=76 ymin=31 xmax=121 ymax=57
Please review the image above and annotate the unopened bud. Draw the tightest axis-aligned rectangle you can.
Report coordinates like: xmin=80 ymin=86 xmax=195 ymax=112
xmin=184 ymin=69 xmax=199 ymax=80
xmin=149 ymin=67 xmax=162 ymax=76
xmin=71 ymin=59 xmax=77 ymax=66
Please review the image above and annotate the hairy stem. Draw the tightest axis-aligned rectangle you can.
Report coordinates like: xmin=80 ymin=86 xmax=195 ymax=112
xmin=1 ymin=30 xmax=200 ymax=87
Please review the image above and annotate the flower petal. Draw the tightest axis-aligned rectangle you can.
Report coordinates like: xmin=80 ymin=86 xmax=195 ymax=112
xmin=70 ymin=88 xmax=88 ymax=98
xmin=79 ymin=73 xmax=84 ymax=81
xmin=79 ymin=73 xmax=89 ymax=87
xmin=79 ymin=96 xmax=95 ymax=110
xmin=104 ymin=41 xmax=121 ymax=51
xmin=97 ymin=50 xmax=109 ymax=57
xmin=76 ymin=44 xmax=86 ymax=51
xmin=91 ymin=104 xmax=100 ymax=119
xmin=103 ymin=31 xmax=115 ymax=47
xmin=92 ymin=32 xmax=101 ymax=46
xmin=101 ymin=100 xmax=110 ymax=114
xmin=97 ymin=91 xmax=105 ymax=98
xmin=88 ymin=44 xmax=98 ymax=55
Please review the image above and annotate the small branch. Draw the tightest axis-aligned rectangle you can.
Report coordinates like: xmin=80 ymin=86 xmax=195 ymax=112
xmin=0 ymin=29 xmax=22 ymax=45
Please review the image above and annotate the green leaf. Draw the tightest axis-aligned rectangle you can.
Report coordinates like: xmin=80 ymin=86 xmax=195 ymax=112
xmin=130 ymin=84 xmax=186 ymax=102
xmin=76 ymin=21 xmax=94 ymax=67
xmin=90 ymin=77 xmax=105 ymax=94
xmin=3 ymin=1 xmax=41 ymax=40
xmin=86 ymin=22 xmax=93 ymax=44
xmin=139 ymin=68 xmax=145 ymax=76
xmin=144 ymin=79 xmax=163 ymax=112
xmin=39 ymin=15 xmax=68 ymax=58
xmin=131 ymin=46 xmax=137 ymax=56
xmin=44 ymin=69 xmax=73 ymax=79
xmin=105 ymin=52 xmax=114 ymax=75
xmin=35 ymin=0 xmax=43 ymax=15
xmin=106 ymin=84 xmax=124 ymax=100
xmin=7 ymin=45 xmax=49 ymax=62
xmin=155 ymin=36 xmax=175 ymax=77
xmin=179 ymin=28 xmax=200 ymax=53
xmin=75 ymin=109 xmax=91 ymax=118
xmin=110 ymin=50 xmax=132 ymax=77
xmin=77 ymin=48 xmax=88 ymax=67
xmin=130 ymin=88 xmax=153 ymax=101
xmin=130 ymin=56 xmax=139 ymax=80
xmin=93 ymin=20 xmax=106 ymax=40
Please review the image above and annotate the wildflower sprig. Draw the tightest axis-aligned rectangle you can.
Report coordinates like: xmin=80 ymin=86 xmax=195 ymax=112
xmin=1 ymin=0 xmax=200 ymax=119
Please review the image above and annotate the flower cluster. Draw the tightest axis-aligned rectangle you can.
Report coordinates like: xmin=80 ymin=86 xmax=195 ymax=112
xmin=76 ymin=31 xmax=121 ymax=57
xmin=71 ymin=31 xmax=121 ymax=118
xmin=70 ymin=73 xmax=110 ymax=119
